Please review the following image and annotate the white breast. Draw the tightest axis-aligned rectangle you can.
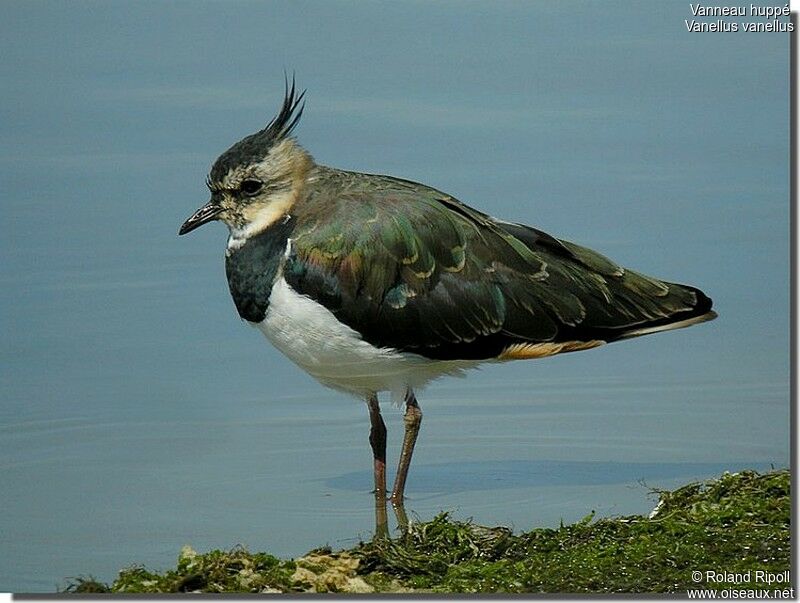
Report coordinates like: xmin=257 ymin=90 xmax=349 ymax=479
xmin=255 ymin=277 xmax=479 ymax=399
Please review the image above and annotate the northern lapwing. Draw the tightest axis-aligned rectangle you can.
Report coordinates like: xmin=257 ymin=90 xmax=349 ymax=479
xmin=179 ymin=79 xmax=717 ymax=505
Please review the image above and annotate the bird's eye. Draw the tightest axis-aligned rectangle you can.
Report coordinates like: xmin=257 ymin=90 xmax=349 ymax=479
xmin=240 ymin=179 xmax=263 ymax=196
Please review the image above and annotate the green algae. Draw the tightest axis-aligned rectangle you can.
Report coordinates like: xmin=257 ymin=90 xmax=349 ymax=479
xmin=64 ymin=468 xmax=790 ymax=594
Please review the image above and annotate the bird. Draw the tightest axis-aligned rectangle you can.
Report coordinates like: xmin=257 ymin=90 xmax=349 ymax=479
xmin=179 ymin=78 xmax=717 ymax=505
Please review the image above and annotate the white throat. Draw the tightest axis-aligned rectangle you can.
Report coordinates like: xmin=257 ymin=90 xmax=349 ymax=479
xmin=226 ymin=191 xmax=295 ymax=252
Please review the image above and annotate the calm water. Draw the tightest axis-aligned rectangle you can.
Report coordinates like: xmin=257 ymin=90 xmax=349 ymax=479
xmin=0 ymin=1 xmax=789 ymax=592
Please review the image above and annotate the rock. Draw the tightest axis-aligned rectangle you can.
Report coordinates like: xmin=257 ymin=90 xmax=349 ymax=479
xmin=290 ymin=552 xmax=374 ymax=593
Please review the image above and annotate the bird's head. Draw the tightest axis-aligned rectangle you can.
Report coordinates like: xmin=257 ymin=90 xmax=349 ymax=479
xmin=179 ymin=78 xmax=312 ymax=240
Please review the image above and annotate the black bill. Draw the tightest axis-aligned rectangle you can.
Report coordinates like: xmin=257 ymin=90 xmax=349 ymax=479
xmin=179 ymin=200 xmax=224 ymax=235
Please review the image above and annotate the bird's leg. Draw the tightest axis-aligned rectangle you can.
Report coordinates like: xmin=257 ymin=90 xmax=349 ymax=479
xmin=366 ymin=394 xmax=387 ymax=498
xmin=368 ymin=395 xmax=390 ymax=540
xmin=390 ymin=389 xmax=422 ymax=505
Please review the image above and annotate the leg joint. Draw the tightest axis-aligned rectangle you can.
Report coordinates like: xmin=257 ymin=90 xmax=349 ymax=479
xmin=404 ymin=403 xmax=422 ymax=428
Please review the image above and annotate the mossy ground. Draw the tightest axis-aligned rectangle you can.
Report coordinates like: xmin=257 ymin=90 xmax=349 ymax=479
xmin=64 ymin=468 xmax=790 ymax=594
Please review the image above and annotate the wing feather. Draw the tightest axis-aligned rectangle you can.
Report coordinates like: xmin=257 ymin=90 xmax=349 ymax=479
xmin=283 ymin=171 xmax=714 ymax=360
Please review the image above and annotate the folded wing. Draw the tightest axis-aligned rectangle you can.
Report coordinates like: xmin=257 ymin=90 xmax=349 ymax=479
xmin=283 ymin=174 xmax=715 ymax=360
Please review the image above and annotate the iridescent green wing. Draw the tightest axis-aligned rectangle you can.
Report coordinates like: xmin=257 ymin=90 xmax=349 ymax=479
xmin=284 ymin=172 xmax=711 ymax=360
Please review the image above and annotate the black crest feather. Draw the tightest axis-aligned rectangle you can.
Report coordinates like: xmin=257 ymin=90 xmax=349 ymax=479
xmin=209 ymin=75 xmax=306 ymax=183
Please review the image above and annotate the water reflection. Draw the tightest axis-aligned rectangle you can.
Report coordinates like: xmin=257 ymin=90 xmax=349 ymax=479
xmin=373 ymin=495 xmax=411 ymax=541
xmin=328 ymin=459 xmax=772 ymax=494
xmin=364 ymin=459 xmax=774 ymax=541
